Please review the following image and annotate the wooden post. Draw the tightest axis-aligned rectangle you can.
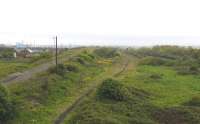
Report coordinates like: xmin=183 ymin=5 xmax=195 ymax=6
xmin=55 ymin=36 xmax=58 ymax=72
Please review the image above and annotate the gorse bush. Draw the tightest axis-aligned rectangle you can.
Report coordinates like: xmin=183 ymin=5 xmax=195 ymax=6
xmin=0 ymin=84 xmax=17 ymax=123
xmin=98 ymin=78 xmax=130 ymax=101
xmin=49 ymin=63 xmax=79 ymax=76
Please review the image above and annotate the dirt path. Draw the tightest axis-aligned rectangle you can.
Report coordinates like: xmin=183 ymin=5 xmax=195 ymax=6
xmin=1 ymin=50 xmax=83 ymax=84
xmin=54 ymin=56 xmax=132 ymax=124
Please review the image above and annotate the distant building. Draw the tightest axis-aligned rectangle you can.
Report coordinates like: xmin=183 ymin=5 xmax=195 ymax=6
xmin=14 ymin=48 xmax=45 ymax=58
xmin=16 ymin=42 xmax=27 ymax=49
xmin=15 ymin=48 xmax=33 ymax=58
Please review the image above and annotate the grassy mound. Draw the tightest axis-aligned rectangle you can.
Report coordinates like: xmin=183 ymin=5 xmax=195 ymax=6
xmin=75 ymin=51 xmax=96 ymax=65
xmin=139 ymin=56 xmax=166 ymax=66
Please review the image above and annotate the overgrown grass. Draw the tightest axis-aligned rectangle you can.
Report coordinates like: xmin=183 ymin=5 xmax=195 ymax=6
xmin=65 ymin=78 xmax=155 ymax=124
xmin=65 ymin=62 xmax=200 ymax=124
xmin=0 ymin=53 xmax=53 ymax=79
xmin=3 ymin=46 xmax=200 ymax=124
xmin=6 ymin=49 xmax=120 ymax=124
xmin=0 ymin=60 xmax=32 ymax=79
xmin=0 ymin=48 xmax=82 ymax=79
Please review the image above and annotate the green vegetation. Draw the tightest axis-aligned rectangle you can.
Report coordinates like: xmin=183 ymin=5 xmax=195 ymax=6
xmin=5 ymin=48 xmax=121 ymax=124
xmin=29 ymin=52 xmax=52 ymax=63
xmin=94 ymin=47 xmax=120 ymax=58
xmin=0 ymin=48 xmax=74 ymax=79
xmin=64 ymin=46 xmax=200 ymax=124
xmin=0 ymin=84 xmax=17 ymax=123
xmin=0 ymin=47 xmax=14 ymax=59
xmin=98 ymin=78 xmax=131 ymax=101
xmin=0 ymin=46 xmax=200 ymax=124
xmin=0 ymin=60 xmax=30 ymax=79
xmin=185 ymin=96 xmax=200 ymax=107
xmin=65 ymin=78 xmax=154 ymax=124
xmin=0 ymin=49 xmax=53 ymax=79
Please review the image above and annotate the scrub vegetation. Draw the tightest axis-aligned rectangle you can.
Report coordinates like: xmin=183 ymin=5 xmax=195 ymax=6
xmin=0 ymin=46 xmax=200 ymax=124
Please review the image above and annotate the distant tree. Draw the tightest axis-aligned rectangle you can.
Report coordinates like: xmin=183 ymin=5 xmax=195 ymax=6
xmin=0 ymin=48 xmax=14 ymax=59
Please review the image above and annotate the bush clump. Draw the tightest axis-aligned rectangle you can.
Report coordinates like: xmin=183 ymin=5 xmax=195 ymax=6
xmin=0 ymin=84 xmax=17 ymax=123
xmin=49 ymin=63 xmax=79 ymax=76
xmin=66 ymin=64 xmax=79 ymax=72
xmin=98 ymin=78 xmax=130 ymax=101
xmin=48 ymin=64 xmax=65 ymax=76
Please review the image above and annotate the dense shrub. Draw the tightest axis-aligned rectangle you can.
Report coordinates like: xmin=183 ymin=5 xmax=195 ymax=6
xmin=57 ymin=64 xmax=65 ymax=75
xmin=94 ymin=48 xmax=120 ymax=58
xmin=98 ymin=78 xmax=130 ymax=101
xmin=48 ymin=64 xmax=65 ymax=76
xmin=76 ymin=57 xmax=86 ymax=65
xmin=66 ymin=64 xmax=79 ymax=72
xmin=0 ymin=84 xmax=17 ymax=123
xmin=0 ymin=48 xmax=14 ymax=59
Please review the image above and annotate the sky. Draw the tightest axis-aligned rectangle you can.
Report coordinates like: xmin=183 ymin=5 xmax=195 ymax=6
xmin=0 ymin=0 xmax=200 ymax=46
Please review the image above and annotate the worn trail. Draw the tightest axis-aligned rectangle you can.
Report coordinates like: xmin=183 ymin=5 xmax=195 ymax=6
xmin=1 ymin=50 xmax=83 ymax=84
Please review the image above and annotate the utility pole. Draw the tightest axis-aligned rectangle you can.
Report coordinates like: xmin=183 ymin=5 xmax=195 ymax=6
xmin=55 ymin=36 xmax=58 ymax=70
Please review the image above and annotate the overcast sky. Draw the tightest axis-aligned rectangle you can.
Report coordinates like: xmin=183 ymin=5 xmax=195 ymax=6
xmin=0 ymin=0 xmax=200 ymax=46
